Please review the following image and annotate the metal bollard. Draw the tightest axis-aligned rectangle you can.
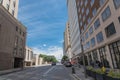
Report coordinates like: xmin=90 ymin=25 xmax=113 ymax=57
xmin=72 ymin=67 xmax=75 ymax=74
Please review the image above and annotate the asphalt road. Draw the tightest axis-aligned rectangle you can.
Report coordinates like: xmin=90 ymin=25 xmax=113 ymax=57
xmin=0 ymin=65 xmax=75 ymax=80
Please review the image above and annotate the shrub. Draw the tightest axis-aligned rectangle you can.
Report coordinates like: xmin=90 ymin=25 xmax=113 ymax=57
xmin=107 ymin=70 xmax=120 ymax=78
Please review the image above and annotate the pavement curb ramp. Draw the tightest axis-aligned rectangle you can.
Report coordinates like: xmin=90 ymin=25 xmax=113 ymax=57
xmin=72 ymin=74 xmax=81 ymax=80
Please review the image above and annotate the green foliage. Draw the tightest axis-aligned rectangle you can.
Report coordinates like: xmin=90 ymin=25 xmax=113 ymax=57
xmin=107 ymin=70 xmax=120 ymax=78
xmin=61 ymin=55 xmax=68 ymax=61
xmin=86 ymin=66 xmax=94 ymax=71
xmin=95 ymin=68 xmax=105 ymax=74
xmin=39 ymin=54 xmax=57 ymax=62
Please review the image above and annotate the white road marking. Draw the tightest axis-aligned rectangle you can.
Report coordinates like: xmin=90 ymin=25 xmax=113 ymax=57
xmin=43 ymin=66 xmax=55 ymax=76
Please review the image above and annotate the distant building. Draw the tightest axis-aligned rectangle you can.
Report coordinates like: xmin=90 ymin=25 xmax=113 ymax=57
xmin=25 ymin=46 xmax=33 ymax=67
xmin=64 ymin=22 xmax=72 ymax=61
xmin=0 ymin=4 xmax=26 ymax=71
xmin=0 ymin=0 xmax=19 ymax=18
xmin=32 ymin=54 xmax=43 ymax=66
xmin=67 ymin=0 xmax=81 ymax=61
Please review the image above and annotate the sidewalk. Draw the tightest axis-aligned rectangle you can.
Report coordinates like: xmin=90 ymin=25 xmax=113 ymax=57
xmin=73 ymin=66 xmax=94 ymax=80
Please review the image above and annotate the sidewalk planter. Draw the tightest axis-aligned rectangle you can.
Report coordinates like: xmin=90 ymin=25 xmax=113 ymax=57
xmin=86 ymin=69 xmax=91 ymax=76
xmin=95 ymin=68 xmax=105 ymax=80
xmin=95 ymin=73 xmax=105 ymax=80
xmin=90 ymin=71 xmax=96 ymax=78
xmin=105 ymin=76 xmax=120 ymax=80
xmin=105 ymin=70 xmax=120 ymax=80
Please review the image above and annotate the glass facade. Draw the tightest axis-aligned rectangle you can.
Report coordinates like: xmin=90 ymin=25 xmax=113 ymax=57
xmin=102 ymin=6 xmax=111 ymax=21
xmin=96 ymin=32 xmax=104 ymax=43
xmin=109 ymin=41 xmax=120 ymax=69
xmin=105 ymin=23 xmax=116 ymax=37
xmin=100 ymin=0 xmax=106 ymax=6
xmin=85 ymin=32 xmax=88 ymax=40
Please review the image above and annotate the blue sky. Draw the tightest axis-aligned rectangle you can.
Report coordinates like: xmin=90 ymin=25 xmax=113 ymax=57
xmin=18 ymin=0 xmax=67 ymax=60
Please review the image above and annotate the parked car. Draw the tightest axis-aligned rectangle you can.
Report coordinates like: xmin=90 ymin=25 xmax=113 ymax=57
xmin=64 ymin=61 xmax=72 ymax=67
xmin=51 ymin=62 xmax=56 ymax=66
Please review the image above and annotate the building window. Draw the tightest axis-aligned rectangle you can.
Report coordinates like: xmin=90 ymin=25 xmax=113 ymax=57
xmin=91 ymin=37 xmax=95 ymax=47
xmin=96 ymin=32 xmax=104 ymax=43
xmin=82 ymin=36 xmax=85 ymax=43
xmin=12 ymin=10 xmax=14 ymax=16
xmin=105 ymin=23 xmax=116 ymax=37
xmin=85 ymin=0 xmax=88 ymax=6
xmin=88 ymin=17 xmax=91 ymax=24
xmin=89 ymin=26 xmax=93 ymax=35
xmin=113 ymin=0 xmax=120 ymax=9
xmin=91 ymin=0 xmax=95 ymax=6
xmin=102 ymin=6 xmax=111 ymax=21
xmin=86 ymin=41 xmax=90 ymax=49
xmin=16 ymin=26 xmax=18 ymax=31
xmin=85 ymin=32 xmax=89 ymax=40
xmin=6 ymin=4 xmax=9 ymax=10
xmin=13 ymin=1 xmax=16 ymax=7
xmin=0 ymin=0 xmax=2 ymax=4
xmin=94 ymin=18 xmax=100 ymax=29
xmin=92 ymin=8 xmax=97 ymax=16
xmin=82 ymin=7 xmax=84 ymax=13
xmin=92 ymin=50 xmax=98 ymax=62
xmin=109 ymin=40 xmax=120 ymax=69
xmin=118 ymin=16 xmax=120 ymax=23
xmin=86 ymin=8 xmax=89 ymax=16
xmin=99 ymin=47 xmax=110 ymax=68
xmin=100 ymin=0 xmax=106 ymax=6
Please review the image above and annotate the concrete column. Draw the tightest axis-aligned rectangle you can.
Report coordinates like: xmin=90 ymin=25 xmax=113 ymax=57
xmin=96 ymin=49 xmax=101 ymax=61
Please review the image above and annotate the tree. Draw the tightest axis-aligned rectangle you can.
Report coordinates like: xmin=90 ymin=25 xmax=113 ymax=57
xmin=39 ymin=54 xmax=57 ymax=63
xmin=61 ymin=55 xmax=68 ymax=61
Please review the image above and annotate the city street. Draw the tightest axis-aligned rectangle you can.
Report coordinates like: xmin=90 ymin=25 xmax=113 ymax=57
xmin=0 ymin=65 xmax=75 ymax=80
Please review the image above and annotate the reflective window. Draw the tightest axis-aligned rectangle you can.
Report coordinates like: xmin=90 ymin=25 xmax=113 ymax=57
xmin=109 ymin=41 xmax=120 ymax=69
xmin=86 ymin=8 xmax=89 ymax=15
xmin=100 ymin=0 xmax=106 ymax=6
xmin=105 ymin=22 xmax=116 ymax=37
xmin=89 ymin=26 xmax=93 ymax=35
xmin=102 ymin=6 xmax=111 ymax=21
xmin=85 ymin=32 xmax=89 ymax=40
xmin=99 ymin=47 xmax=110 ymax=68
xmin=91 ymin=0 xmax=95 ymax=6
xmin=91 ymin=37 xmax=95 ymax=47
xmin=82 ymin=7 xmax=84 ymax=13
xmin=88 ymin=17 xmax=91 ymax=24
xmin=86 ymin=41 xmax=90 ymax=49
xmin=113 ymin=0 xmax=120 ymax=9
xmin=92 ymin=8 xmax=97 ymax=16
xmin=96 ymin=32 xmax=104 ymax=43
xmin=94 ymin=18 xmax=100 ymax=29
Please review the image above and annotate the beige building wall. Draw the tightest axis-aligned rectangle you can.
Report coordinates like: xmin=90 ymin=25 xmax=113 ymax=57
xmin=0 ymin=5 xmax=26 ymax=71
xmin=76 ymin=0 xmax=120 ymax=69
xmin=0 ymin=0 xmax=19 ymax=18
xmin=25 ymin=46 xmax=33 ymax=67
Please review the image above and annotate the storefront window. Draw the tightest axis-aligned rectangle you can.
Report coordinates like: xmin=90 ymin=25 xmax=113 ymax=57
xmin=109 ymin=41 xmax=120 ymax=69
xmin=99 ymin=47 xmax=110 ymax=67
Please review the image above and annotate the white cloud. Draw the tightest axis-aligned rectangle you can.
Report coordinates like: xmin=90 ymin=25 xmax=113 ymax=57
xmin=32 ymin=46 xmax=63 ymax=61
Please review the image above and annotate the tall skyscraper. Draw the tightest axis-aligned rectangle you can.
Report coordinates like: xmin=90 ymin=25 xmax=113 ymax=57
xmin=0 ymin=0 xmax=19 ymax=18
xmin=67 ymin=0 xmax=81 ymax=61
